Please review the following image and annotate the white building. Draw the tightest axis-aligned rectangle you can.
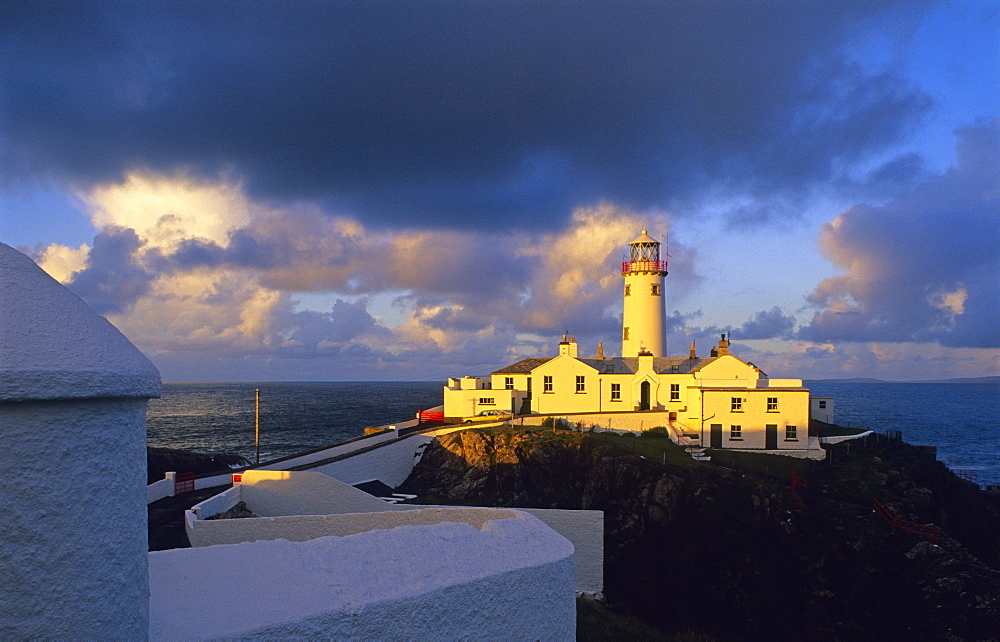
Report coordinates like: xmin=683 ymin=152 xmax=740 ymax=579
xmin=444 ymin=231 xmax=824 ymax=457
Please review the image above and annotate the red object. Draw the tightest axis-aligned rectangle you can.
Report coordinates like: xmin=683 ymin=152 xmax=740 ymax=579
xmin=174 ymin=471 xmax=195 ymax=495
xmin=791 ymin=470 xmax=809 ymax=490
xmin=232 ymin=474 xmax=243 ymax=485
xmin=872 ymin=498 xmax=940 ymax=541
xmin=418 ymin=410 xmax=445 ymax=424
xmin=622 ymin=259 xmax=668 ymax=275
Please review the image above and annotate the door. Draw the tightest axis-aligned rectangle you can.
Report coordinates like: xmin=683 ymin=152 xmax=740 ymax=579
xmin=639 ymin=381 xmax=650 ymax=410
xmin=710 ymin=423 xmax=722 ymax=448
xmin=766 ymin=424 xmax=778 ymax=450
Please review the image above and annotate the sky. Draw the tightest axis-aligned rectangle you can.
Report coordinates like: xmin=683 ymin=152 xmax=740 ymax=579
xmin=1 ymin=1 xmax=997 ymax=383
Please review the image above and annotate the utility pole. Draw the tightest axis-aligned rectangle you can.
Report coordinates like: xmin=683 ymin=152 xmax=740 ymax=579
xmin=255 ymin=388 xmax=261 ymax=465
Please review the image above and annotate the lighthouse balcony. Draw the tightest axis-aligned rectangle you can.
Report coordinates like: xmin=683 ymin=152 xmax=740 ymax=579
xmin=621 ymin=259 xmax=668 ymax=275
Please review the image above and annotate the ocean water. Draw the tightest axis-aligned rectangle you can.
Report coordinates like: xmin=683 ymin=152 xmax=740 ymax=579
xmin=147 ymin=382 xmax=442 ymax=463
xmin=807 ymin=382 xmax=999 ymax=486
xmin=147 ymin=381 xmax=999 ymax=485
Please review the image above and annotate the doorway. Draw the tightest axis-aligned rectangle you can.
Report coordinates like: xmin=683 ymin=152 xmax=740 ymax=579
xmin=766 ymin=424 xmax=778 ymax=450
xmin=710 ymin=423 xmax=723 ymax=448
xmin=639 ymin=381 xmax=650 ymax=411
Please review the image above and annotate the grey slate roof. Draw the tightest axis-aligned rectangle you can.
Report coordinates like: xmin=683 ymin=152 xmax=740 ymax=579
xmin=491 ymin=355 xmax=720 ymax=375
xmin=492 ymin=358 xmax=552 ymax=374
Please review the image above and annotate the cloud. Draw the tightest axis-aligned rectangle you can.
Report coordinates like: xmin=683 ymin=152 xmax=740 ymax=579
xmin=33 ymin=172 xmax=683 ymax=375
xmin=800 ymin=119 xmax=1000 ymax=349
xmin=732 ymin=307 xmax=798 ymax=341
xmin=0 ymin=2 xmax=933 ymax=230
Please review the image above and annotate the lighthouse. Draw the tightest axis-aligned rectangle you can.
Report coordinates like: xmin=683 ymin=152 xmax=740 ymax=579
xmin=621 ymin=229 xmax=668 ymax=357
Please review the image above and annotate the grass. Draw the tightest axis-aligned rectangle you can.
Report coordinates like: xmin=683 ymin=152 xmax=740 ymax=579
xmin=577 ymin=597 xmax=717 ymax=641
xmin=706 ymin=448 xmax=818 ymax=480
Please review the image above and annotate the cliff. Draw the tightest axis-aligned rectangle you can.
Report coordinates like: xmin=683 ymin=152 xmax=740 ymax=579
xmin=398 ymin=427 xmax=1000 ymax=640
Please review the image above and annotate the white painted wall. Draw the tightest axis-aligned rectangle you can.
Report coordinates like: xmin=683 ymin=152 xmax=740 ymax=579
xmin=187 ymin=470 xmax=605 ymax=596
xmin=152 ymin=511 xmax=576 ymax=640
xmin=0 ymin=243 xmax=160 ymax=639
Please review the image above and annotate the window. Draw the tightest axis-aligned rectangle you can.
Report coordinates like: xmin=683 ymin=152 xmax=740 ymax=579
xmin=730 ymin=425 xmax=742 ymax=440
xmin=767 ymin=397 xmax=778 ymax=412
xmin=624 ymin=284 xmax=631 ymax=296
xmin=785 ymin=425 xmax=797 ymax=440
xmin=731 ymin=397 xmax=743 ymax=412
xmin=610 ymin=383 xmax=621 ymax=401
xmin=504 ymin=377 xmax=514 ymax=390
xmin=623 ymin=327 xmax=629 ymax=341
xmin=670 ymin=383 xmax=680 ymax=401
xmin=818 ymin=400 xmax=827 ymax=409
xmin=651 ymin=284 xmax=661 ymax=296
xmin=576 ymin=375 xmax=586 ymax=393
xmin=479 ymin=397 xmax=495 ymax=405
xmin=543 ymin=375 xmax=553 ymax=393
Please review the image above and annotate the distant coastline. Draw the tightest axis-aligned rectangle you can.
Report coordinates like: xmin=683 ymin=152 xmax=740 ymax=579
xmin=806 ymin=376 xmax=999 ymax=385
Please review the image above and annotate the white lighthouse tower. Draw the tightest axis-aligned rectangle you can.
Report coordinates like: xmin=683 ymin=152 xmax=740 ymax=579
xmin=621 ymin=229 xmax=668 ymax=357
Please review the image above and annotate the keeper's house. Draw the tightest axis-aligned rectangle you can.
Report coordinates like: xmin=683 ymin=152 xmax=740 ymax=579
xmin=443 ymin=230 xmax=823 ymax=457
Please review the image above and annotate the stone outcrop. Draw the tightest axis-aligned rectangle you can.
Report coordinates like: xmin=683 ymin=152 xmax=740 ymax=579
xmin=399 ymin=428 xmax=1000 ymax=639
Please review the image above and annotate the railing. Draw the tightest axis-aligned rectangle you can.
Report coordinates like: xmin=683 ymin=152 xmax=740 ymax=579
xmin=666 ymin=421 xmax=700 ymax=456
xmin=791 ymin=470 xmax=809 ymax=490
xmin=622 ymin=259 xmax=667 ymax=275
xmin=952 ymin=469 xmax=978 ymax=484
xmin=872 ymin=497 xmax=940 ymax=541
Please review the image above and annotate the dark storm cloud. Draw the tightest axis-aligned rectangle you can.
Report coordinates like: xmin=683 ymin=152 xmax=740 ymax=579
xmin=800 ymin=119 xmax=1000 ymax=349
xmin=0 ymin=1 xmax=930 ymax=229
xmin=65 ymin=226 xmax=153 ymax=314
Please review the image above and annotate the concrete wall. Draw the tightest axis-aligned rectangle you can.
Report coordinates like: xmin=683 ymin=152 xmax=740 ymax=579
xmin=0 ymin=243 xmax=160 ymax=639
xmin=187 ymin=470 xmax=605 ymax=596
xmin=152 ymin=511 xmax=576 ymax=640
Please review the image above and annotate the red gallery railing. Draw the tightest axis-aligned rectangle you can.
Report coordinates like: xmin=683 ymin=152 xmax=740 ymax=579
xmin=622 ymin=259 xmax=668 ymax=275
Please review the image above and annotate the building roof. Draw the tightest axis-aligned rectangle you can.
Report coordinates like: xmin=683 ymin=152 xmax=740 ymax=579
xmin=579 ymin=356 xmax=719 ymax=375
xmin=492 ymin=358 xmax=552 ymax=374
xmin=629 ymin=229 xmax=658 ymax=245
xmin=491 ymin=355 xmax=721 ymax=376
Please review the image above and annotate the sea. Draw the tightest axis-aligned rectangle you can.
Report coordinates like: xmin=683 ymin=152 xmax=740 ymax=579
xmin=146 ymin=381 xmax=1000 ymax=486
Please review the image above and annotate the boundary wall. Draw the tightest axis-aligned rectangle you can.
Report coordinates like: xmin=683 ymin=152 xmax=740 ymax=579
xmin=185 ymin=470 xmax=603 ymax=596
xmin=152 ymin=508 xmax=575 ymax=640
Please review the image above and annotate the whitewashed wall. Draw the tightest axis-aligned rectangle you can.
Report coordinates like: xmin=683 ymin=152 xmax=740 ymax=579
xmin=152 ymin=511 xmax=575 ymax=640
xmin=0 ymin=243 xmax=160 ymax=639
xmin=187 ymin=470 xmax=605 ymax=596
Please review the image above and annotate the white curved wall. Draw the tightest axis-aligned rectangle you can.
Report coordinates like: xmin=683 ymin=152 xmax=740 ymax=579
xmin=152 ymin=511 xmax=575 ymax=640
xmin=0 ymin=243 xmax=159 ymax=638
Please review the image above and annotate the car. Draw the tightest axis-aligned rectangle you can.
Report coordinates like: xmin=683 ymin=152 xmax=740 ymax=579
xmin=464 ymin=409 xmax=514 ymax=423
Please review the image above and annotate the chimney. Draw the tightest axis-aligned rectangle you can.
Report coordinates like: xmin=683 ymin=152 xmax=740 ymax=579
xmin=596 ymin=342 xmax=605 ymax=359
xmin=689 ymin=341 xmax=697 ymax=359
xmin=717 ymin=333 xmax=730 ymax=356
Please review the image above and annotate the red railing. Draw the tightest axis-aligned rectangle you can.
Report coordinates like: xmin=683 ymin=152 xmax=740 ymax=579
xmin=622 ymin=259 xmax=668 ymax=275
xmin=952 ymin=469 xmax=978 ymax=484
xmin=791 ymin=470 xmax=809 ymax=490
xmin=872 ymin=498 xmax=940 ymax=541
xmin=418 ymin=410 xmax=445 ymax=424
xmin=174 ymin=471 xmax=195 ymax=495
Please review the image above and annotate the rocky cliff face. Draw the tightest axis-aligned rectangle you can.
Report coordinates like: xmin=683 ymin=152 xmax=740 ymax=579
xmin=399 ymin=428 xmax=1000 ymax=640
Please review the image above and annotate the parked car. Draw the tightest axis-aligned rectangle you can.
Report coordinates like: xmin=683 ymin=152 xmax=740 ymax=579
xmin=464 ymin=409 xmax=513 ymax=423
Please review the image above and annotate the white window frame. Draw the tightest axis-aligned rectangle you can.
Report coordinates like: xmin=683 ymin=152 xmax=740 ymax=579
xmin=575 ymin=375 xmax=585 ymax=393
xmin=767 ymin=397 xmax=779 ymax=412
xmin=610 ymin=383 xmax=621 ymax=401
xmin=785 ymin=425 xmax=797 ymax=441
xmin=543 ymin=375 xmax=553 ymax=393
